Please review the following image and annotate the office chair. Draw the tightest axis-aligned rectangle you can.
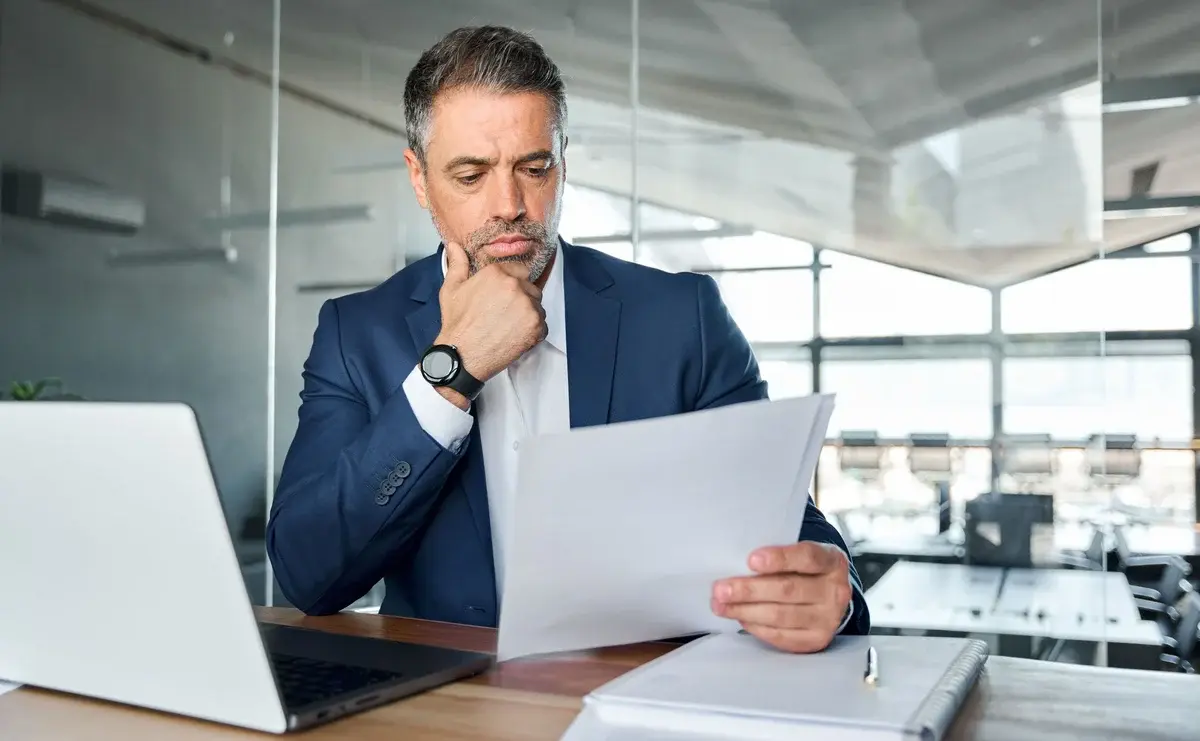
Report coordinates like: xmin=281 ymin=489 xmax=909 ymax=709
xmin=1131 ymin=559 xmax=1194 ymax=625
xmin=1084 ymin=434 xmax=1141 ymax=509
xmin=906 ymin=433 xmax=953 ymax=480
xmin=1158 ymin=592 xmax=1199 ymax=674
xmin=906 ymin=433 xmax=954 ymax=533
xmin=964 ymin=492 xmax=1055 ymax=568
xmin=837 ymin=430 xmax=885 ymax=483
xmin=1113 ymin=525 xmax=1192 ymax=587
xmin=1001 ymin=434 xmax=1057 ymax=493
xmin=1056 ymin=527 xmax=1106 ymax=571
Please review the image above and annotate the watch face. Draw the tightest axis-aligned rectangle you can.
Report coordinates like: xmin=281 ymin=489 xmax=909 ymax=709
xmin=421 ymin=347 xmax=458 ymax=382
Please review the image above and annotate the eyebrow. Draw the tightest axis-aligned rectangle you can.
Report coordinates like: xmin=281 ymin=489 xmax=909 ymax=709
xmin=442 ymin=150 xmax=556 ymax=173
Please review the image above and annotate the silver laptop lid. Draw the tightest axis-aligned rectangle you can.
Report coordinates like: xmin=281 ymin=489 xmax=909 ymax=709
xmin=0 ymin=401 xmax=287 ymax=733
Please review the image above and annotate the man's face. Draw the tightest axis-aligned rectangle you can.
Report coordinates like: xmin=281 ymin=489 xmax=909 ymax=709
xmin=405 ymin=88 xmax=565 ymax=283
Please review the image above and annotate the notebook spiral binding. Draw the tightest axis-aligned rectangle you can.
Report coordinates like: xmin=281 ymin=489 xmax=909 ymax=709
xmin=906 ymin=639 xmax=989 ymax=741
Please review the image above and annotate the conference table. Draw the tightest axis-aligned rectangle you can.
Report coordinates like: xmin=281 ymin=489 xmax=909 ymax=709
xmin=866 ymin=561 xmax=1163 ymax=646
xmin=2 ymin=607 xmax=1197 ymax=740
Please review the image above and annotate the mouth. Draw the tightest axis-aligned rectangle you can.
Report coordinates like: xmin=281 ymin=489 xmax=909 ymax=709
xmin=484 ymin=235 xmax=534 ymax=258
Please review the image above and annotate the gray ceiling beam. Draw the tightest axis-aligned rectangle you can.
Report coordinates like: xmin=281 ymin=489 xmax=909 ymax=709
xmin=1102 ymin=72 xmax=1200 ymax=106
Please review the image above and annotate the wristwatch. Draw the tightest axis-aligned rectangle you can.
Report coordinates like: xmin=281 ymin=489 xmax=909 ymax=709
xmin=420 ymin=343 xmax=484 ymax=401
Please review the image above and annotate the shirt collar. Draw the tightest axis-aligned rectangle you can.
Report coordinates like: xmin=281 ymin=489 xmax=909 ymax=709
xmin=439 ymin=240 xmax=567 ymax=354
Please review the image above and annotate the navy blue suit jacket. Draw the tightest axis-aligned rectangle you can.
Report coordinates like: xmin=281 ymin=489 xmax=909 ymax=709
xmin=268 ymin=241 xmax=869 ymax=634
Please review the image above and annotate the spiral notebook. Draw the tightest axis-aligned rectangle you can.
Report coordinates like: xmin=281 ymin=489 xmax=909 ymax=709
xmin=560 ymin=633 xmax=988 ymax=741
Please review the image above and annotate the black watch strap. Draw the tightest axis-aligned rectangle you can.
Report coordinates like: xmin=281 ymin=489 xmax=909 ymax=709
xmin=420 ymin=344 xmax=484 ymax=401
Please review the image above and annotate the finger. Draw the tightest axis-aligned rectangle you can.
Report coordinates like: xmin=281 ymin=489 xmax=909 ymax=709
xmin=494 ymin=260 xmax=532 ymax=283
xmin=491 ymin=263 xmax=541 ymax=300
xmin=740 ymin=622 xmax=835 ymax=654
xmin=749 ymin=541 xmax=843 ymax=576
xmin=521 ymin=280 xmax=543 ymax=301
xmin=713 ymin=574 xmax=825 ymax=605
xmin=712 ymin=599 xmax=829 ymax=630
xmin=443 ymin=242 xmax=470 ymax=286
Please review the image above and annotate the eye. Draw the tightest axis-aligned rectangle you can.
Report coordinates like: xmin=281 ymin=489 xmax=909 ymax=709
xmin=457 ymin=173 xmax=482 ymax=186
xmin=524 ymin=166 xmax=549 ymax=178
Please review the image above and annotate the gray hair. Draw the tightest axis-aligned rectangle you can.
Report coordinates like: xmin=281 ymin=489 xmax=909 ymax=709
xmin=403 ymin=25 xmax=568 ymax=162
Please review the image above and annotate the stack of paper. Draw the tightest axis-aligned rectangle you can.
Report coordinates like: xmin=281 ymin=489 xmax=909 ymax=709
xmin=497 ymin=394 xmax=836 ymax=661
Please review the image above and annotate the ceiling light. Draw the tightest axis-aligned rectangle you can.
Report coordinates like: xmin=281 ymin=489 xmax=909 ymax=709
xmin=106 ymin=246 xmax=238 ymax=268
xmin=1102 ymin=97 xmax=1198 ymax=114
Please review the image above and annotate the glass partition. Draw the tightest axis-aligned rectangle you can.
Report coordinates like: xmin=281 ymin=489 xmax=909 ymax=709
xmin=628 ymin=0 xmax=1200 ymax=668
xmin=0 ymin=0 xmax=281 ymax=603
xmin=1091 ymin=0 xmax=1200 ymax=670
xmin=16 ymin=0 xmax=1196 ymax=676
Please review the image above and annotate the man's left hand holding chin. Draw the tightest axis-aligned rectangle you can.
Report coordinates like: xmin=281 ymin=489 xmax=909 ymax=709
xmin=711 ymin=541 xmax=854 ymax=653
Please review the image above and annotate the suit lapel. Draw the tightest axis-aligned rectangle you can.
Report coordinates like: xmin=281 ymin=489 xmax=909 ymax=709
xmin=563 ymin=245 xmax=622 ymax=429
xmin=404 ymin=249 xmax=495 ymax=570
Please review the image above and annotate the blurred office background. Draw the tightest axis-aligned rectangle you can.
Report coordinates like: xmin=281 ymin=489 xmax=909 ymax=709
xmin=1 ymin=0 xmax=1197 ymax=673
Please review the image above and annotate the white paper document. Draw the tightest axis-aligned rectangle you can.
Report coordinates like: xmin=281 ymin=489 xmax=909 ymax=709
xmin=497 ymin=394 xmax=836 ymax=661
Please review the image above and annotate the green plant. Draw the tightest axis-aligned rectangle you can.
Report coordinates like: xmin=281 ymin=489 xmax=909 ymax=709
xmin=3 ymin=377 xmax=75 ymax=401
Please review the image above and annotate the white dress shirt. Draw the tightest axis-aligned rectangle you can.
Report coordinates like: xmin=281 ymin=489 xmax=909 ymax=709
xmin=400 ymin=244 xmax=855 ymax=631
xmin=401 ymin=243 xmax=570 ymax=604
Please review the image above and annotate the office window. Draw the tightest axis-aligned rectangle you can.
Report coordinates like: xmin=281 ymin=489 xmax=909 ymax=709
xmin=1003 ymin=355 xmax=1192 ymax=440
xmin=1001 ymin=257 xmax=1191 ymax=333
xmin=819 ymin=251 xmax=991 ymax=337
xmin=821 ymin=359 xmax=993 ymax=437
xmin=816 ymin=358 xmax=993 ymax=517
xmin=715 ymin=270 xmax=814 ymax=343
xmin=1144 ymin=231 xmax=1193 ymax=254
xmin=646 ymin=232 xmax=813 ymax=273
xmin=585 ymin=241 xmax=635 ymax=263
xmin=638 ymin=200 xmax=722 ymax=231
xmin=760 ymin=359 xmax=812 ymax=399
xmin=559 ymin=184 xmax=630 ymax=242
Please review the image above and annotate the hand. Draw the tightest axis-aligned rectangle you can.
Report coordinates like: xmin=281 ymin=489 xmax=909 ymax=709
xmin=711 ymin=541 xmax=852 ymax=653
xmin=435 ymin=241 xmax=547 ymax=383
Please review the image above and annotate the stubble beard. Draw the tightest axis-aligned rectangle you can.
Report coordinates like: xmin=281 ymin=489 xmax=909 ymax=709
xmin=431 ymin=209 xmax=558 ymax=283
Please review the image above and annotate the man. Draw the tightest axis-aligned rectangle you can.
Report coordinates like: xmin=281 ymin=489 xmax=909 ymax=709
xmin=268 ymin=25 xmax=869 ymax=654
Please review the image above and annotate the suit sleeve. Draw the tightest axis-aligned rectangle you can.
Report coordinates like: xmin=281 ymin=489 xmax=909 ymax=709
xmin=692 ymin=274 xmax=870 ymax=635
xmin=267 ymin=299 xmax=470 ymax=615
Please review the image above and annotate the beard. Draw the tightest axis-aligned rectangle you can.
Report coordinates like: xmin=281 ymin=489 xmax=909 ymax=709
xmin=430 ymin=209 xmax=558 ymax=283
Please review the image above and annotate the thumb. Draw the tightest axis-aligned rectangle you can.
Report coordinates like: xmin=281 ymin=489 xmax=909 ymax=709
xmin=443 ymin=241 xmax=470 ymax=286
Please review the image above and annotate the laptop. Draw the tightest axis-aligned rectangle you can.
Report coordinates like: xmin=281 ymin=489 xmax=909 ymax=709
xmin=0 ymin=401 xmax=494 ymax=732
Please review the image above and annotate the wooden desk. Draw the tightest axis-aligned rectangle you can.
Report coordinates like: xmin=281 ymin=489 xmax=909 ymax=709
xmin=2 ymin=607 xmax=1196 ymax=740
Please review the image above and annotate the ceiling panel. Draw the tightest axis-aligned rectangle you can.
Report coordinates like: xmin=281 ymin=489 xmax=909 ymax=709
xmin=65 ymin=0 xmax=1200 ymax=285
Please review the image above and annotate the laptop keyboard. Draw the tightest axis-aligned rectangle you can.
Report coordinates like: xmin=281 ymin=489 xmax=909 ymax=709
xmin=271 ymin=653 xmax=407 ymax=709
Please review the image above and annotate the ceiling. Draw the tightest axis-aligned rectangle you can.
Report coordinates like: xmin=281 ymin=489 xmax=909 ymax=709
xmin=61 ymin=0 xmax=1200 ymax=286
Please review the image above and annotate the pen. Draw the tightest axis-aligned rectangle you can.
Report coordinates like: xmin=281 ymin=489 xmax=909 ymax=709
xmin=864 ymin=645 xmax=879 ymax=685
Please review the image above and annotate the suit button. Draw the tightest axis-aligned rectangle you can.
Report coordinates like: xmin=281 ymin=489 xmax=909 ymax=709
xmin=374 ymin=492 xmax=390 ymax=506
xmin=394 ymin=461 xmax=411 ymax=477
xmin=387 ymin=471 xmax=404 ymax=487
xmin=381 ymin=481 xmax=396 ymax=496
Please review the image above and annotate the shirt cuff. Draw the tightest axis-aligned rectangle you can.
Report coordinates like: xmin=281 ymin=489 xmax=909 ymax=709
xmin=836 ymin=571 xmax=860 ymax=634
xmin=401 ymin=365 xmax=474 ymax=453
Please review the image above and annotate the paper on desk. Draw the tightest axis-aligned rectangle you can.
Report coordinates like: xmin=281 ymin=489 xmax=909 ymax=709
xmin=496 ymin=394 xmax=836 ymax=661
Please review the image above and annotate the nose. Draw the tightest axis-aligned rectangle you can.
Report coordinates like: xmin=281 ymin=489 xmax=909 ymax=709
xmin=487 ymin=171 xmax=526 ymax=223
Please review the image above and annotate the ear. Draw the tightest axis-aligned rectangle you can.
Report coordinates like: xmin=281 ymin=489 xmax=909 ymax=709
xmin=560 ymin=134 xmax=568 ymax=182
xmin=404 ymin=148 xmax=429 ymax=210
